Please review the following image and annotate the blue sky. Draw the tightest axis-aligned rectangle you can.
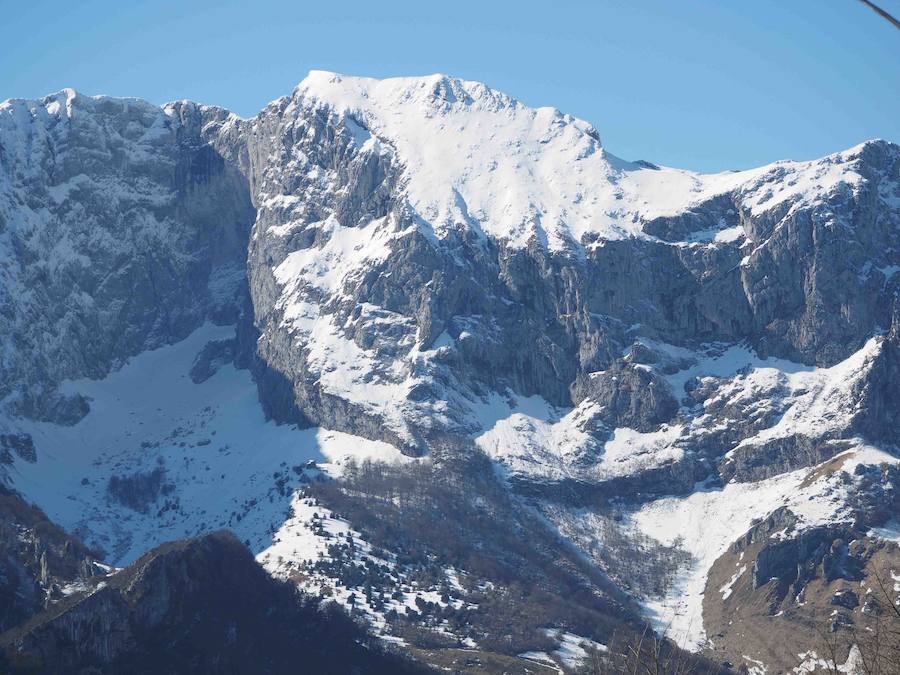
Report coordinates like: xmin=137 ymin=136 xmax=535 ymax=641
xmin=2 ymin=0 xmax=897 ymax=171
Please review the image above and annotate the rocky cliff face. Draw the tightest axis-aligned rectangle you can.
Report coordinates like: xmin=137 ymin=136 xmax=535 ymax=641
xmin=0 ymin=73 xmax=898 ymax=674
xmin=0 ymin=485 xmax=99 ymax=634
xmin=215 ymin=73 xmax=900 ymax=461
xmin=0 ymin=91 xmax=253 ymax=423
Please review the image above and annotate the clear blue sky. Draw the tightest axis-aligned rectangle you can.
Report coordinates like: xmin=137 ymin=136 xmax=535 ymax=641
xmin=1 ymin=0 xmax=898 ymax=171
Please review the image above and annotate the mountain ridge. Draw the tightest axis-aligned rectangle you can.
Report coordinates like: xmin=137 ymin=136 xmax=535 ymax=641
xmin=1 ymin=72 xmax=898 ymax=673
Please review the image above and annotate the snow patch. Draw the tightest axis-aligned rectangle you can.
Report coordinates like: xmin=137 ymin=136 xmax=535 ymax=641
xmin=630 ymin=445 xmax=897 ymax=650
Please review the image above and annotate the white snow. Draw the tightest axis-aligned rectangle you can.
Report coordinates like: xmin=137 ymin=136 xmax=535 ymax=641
xmin=472 ymin=392 xmax=587 ymax=479
xmin=517 ymin=630 xmax=606 ymax=673
xmin=600 ymin=425 xmax=685 ymax=476
xmin=259 ymin=496 xmax=366 ymax=572
xmin=870 ymin=520 xmax=900 ymax=545
xmin=545 ymin=629 xmax=607 ymax=670
xmin=472 ymin=391 xmax=684 ymax=482
xmin=1 ymin=323 xmax=408 ymax=564
xmin=641 ymin=337 xmax=815 ymax=404
xmin=303 ymin=312 xmax=418 ymax=434
xmin=630 ymin=445 xmax=898 ymax=650
xmin=719 ymin=564 xmax=747 ymax=600
xmin=517 ymin=651 xmax=563 ymax=673
xmin=743 ymin=654 xmax=768 ymax=675
xmin=292 ymin=71 xmax=870 ymax=252
xmin=714 ymin=225 xmax=746 ymax=243
xmin=273 ymin=215 xmax=397 ymax=297
xmin=793 ymin=646 xmax=864 ymax=675
xmin=267 ymin=212 xmax=460 ymax=447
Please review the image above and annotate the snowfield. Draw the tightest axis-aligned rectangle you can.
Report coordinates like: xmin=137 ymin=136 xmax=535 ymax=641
xmin=630 ymin=445 xmax=898 ymax=650
xmin=472 ymin=391 xmax=685 ymax=482
xmin=0 ymin=324 xmax=408 ymax=564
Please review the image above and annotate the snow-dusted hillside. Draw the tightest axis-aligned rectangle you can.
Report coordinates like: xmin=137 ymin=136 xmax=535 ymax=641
xmin=292 ymin=71 xmax=871 ymax=250
xmin=1 ymin=72 xmax=898 ymax=674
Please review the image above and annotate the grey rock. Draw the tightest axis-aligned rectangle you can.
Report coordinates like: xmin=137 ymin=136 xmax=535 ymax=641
xmin=189 ymin=339 xmax=236 ymax=384
xmin=572 ymin=361 xmax=679 ymax=432
xmin=0 ymin=92 xmax=253 ymax=423
xmin=831 ymin=588 xmax=859 ymax=609
xmin=0 ymin=433 xmax=36 ymax=463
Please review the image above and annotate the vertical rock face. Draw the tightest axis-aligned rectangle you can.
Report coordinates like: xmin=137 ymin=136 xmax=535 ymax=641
xmin=0 ymin=91 xmax=254 ymax=422
xmin=224 ymin=72 xmax=900 ymax=462
xmin=0 ymin=485 xmax=98 ymax=634
xmin=737 ymin=140 xmax=900 ymax=365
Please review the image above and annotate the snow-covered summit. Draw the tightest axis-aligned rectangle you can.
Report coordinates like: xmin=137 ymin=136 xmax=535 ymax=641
xmin=0 ymin=87 xmax=170 ymax=124
xmin=282 ymin=70 xmax=892 ymax=251
xmin=295 ymin=70 xmax=539 ymax=120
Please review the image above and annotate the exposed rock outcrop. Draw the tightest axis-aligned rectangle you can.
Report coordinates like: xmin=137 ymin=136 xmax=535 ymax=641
xmin=0 ymin=531 xmax=423 ymax=675
xmin=0 ymin=92 xmax=254 ymax=423
xmin=0 ymin=486 xmax=99 ymax=633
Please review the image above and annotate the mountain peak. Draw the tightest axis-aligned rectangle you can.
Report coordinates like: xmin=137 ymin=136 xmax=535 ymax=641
xmin=287 ymin=70 xmax=619 ymax=249
xmin=283 ymin=71 xmax=884 ymax=252
xmin=294 ymin=69 xmax=525 ymax=117
xmin=1 ymin=70 xmax=899 ymax=675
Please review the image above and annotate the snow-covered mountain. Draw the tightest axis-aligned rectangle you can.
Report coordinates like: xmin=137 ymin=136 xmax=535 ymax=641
xmin=1 ymin=72 xmax=898 ymax=674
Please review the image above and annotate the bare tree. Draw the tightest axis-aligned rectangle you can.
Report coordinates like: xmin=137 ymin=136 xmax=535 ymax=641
xmin=585 ymin=624 xmax=708 ymax=675
xmin=857 ymin=0 xmax=900 ymax=30
xmin=804 ymin=553 xmax=900 ymax=675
